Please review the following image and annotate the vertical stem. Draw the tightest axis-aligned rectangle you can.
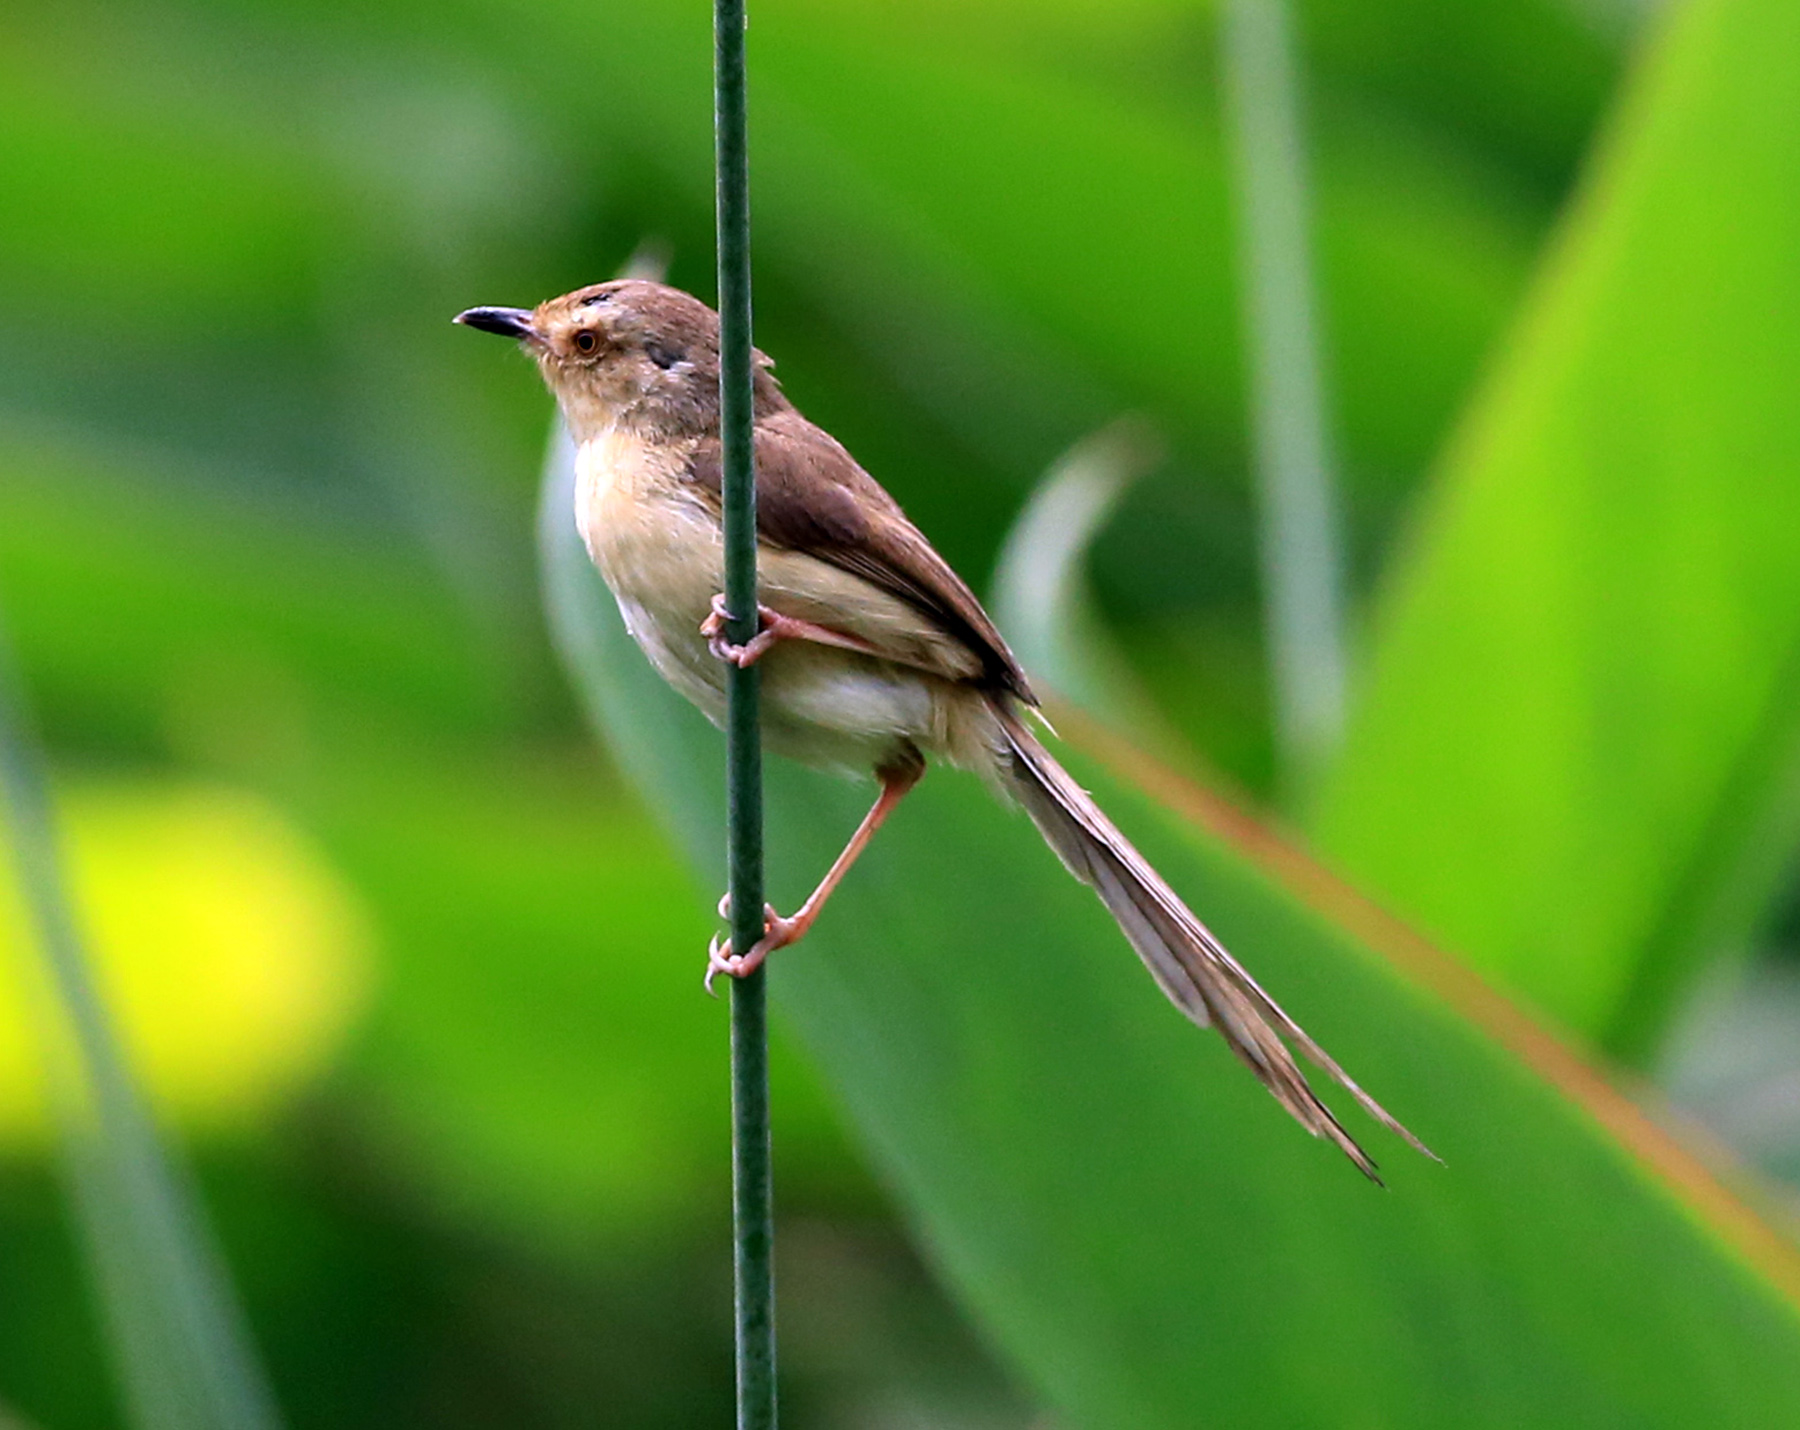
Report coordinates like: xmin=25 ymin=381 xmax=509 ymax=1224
xmin=714 ymin=1 xmax=776 ymax=1426
xmin=1222 ymin=0 xmax=1348 ymax=802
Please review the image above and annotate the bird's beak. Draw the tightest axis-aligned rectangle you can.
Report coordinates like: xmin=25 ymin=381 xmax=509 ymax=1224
xmin=454 ymin=306 xmax=539 ymax=341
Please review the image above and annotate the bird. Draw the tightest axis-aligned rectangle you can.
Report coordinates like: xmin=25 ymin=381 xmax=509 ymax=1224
xmin=456 ymin=280 xmax=1427 ymax=1179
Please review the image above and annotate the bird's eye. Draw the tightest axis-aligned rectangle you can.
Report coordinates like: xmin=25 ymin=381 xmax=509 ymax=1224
xmin=573 ymin=330 xmax=598 ymax=354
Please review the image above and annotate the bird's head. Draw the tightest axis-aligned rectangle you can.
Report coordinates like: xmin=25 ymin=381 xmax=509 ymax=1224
xmin=455 ymin=280 xmax=783 ymax=442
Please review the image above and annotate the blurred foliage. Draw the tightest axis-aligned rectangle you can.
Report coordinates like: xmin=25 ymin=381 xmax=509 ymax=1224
xmin=10 ymin=0 xmax=1800 ymax=1425
xmin=0 ymin=667 xmax=284 ymax=1430
xmin=1314 ymin=0 xmax=1800 ymax=1069
xmin=0 ymin=779 xmax=368 ymax=1137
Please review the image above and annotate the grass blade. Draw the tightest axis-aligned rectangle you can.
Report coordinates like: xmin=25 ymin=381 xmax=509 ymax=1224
xmin=1222 ymin=0 xmax=1350 ymax=798
xmin=989 ymin=418 xmax=1183 ymax=758
xmin=0 ymin=619 xmax=280 ymax=1430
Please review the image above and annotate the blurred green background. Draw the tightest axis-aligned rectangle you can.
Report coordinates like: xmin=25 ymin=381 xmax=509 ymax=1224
xmin=9 ymin=0 xmax=1800 ymax=1424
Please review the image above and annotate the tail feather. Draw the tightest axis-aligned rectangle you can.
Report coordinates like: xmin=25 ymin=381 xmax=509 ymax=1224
xmin=993 ymin=703 xmax=1430 ymax=1180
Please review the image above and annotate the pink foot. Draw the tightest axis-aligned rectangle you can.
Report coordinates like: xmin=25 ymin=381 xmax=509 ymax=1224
xmin=704 ymin=905 xmax=801 ymax=995
xmin=700 ymin=594 xmax=782 ymax=668
xmin=701 ymin=594 xmax=886 ymax=668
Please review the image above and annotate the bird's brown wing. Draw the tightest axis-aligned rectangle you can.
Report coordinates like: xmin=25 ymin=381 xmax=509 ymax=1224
xmin=687 ymin=410 xmax=1035 ymax=702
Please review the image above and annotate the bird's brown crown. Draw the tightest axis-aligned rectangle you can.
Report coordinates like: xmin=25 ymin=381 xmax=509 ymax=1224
xmin=524 ymin=280 xmax=787 ymax=441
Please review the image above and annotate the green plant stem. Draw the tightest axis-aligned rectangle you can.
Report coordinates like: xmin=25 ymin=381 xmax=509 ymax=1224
xmin=1222 ymin=0 xmax=1347 ymax=802
xmin=713 ymin=0 xmax=776 ymax=1425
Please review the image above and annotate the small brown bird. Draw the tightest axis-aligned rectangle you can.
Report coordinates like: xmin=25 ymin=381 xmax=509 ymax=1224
xmin=457 ymin=280 xmax=1424 ymax=1177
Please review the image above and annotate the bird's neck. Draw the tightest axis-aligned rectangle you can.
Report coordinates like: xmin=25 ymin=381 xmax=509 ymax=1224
xmin=558 ymin=380 xmax=792 ymax=448
xmin=557 ymin=375 xmax=793 ymax=447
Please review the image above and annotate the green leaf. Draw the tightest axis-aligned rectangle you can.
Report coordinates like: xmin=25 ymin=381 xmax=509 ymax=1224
xmin=989 ymin=420 xmax=1177 ymax=750
xmin=1312 ymin=0 xmax=1800 ymax=1062
xmin=542 ymin=430 xmax=1800 ymax=1427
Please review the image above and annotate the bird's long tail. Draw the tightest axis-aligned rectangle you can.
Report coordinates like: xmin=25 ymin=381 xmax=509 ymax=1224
xmin=992 ymin=702 xmax=1429 ymax=1180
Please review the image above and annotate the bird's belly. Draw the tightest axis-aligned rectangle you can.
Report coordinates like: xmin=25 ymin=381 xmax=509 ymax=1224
xmin=580 ymin=465 xmax=938 ymax=774
xmin=590 ymin=488 xmax=733 ymax=722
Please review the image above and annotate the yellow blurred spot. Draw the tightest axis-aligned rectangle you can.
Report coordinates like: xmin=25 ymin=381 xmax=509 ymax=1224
xmin=0 ymin=779 xmax=372 ymax=1140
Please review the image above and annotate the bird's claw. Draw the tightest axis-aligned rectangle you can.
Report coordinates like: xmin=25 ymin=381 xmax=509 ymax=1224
xmin=701 ymin=594 xmax=779 ymax=667
xmin=704 ymin=934 xmax=737 ymax=997
xmin=703 ymin=904 xmax=797 ymax=995
xmin=699 ymin=593 xmax=733 ymax=642
xmin=715 ymin=893 xmax=778 ymax=924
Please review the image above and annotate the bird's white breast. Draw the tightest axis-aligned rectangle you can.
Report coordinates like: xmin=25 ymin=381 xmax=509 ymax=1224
xmin=572 ymin=427 xmax=975 ymax=776
xmin=575 ymin=427 xmax=730 ymax=717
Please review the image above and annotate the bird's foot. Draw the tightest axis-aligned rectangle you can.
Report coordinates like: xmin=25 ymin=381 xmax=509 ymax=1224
xmin=701 ymin=594 xmax=786 ymax=668
xmin=703 ymin=593 xmax=890 ymax=667
xmin=705 ymin=902 xmax=800 ymax=995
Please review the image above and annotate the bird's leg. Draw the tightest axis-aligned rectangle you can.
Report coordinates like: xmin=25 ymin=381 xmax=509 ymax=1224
xmin=706 ymin=758 xmax=924 ymax=993
xmin=702 ymin=593 xmax=887 ymax=668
